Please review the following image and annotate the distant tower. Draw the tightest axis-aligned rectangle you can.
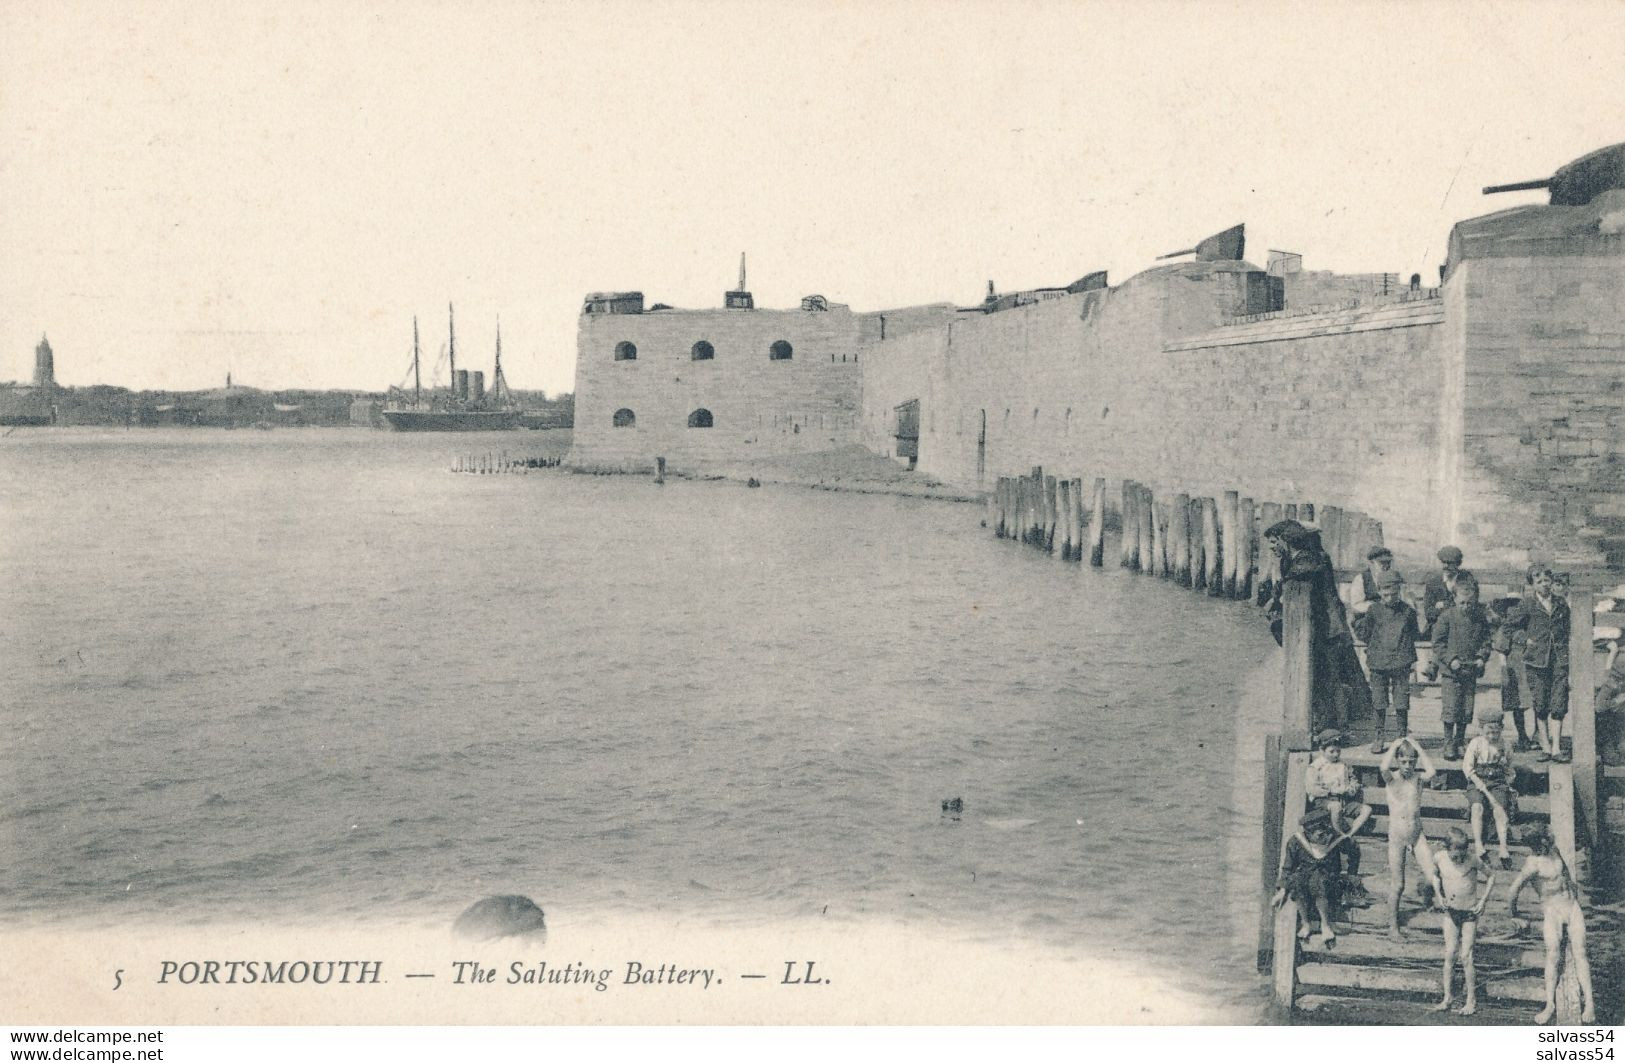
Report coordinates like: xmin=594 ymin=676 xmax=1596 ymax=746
xmin=725 ymin=252 xmax=754 ymax=310
xmin=226 ymin=371 xmax=233 ymax=389
xmin=33 ymin=334 xmax=55 ymax=388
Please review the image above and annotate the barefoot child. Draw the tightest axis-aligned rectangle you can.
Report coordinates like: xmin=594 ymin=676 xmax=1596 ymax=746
xmin=1379 ymin=735 xmax=1437 ymax=939
xmin=1508 ymin=824 xmax=1596 ymax=1025
xmin=1463 ymin=717 xmax=1518 ymax=867
xmin=1431 ymin=828 xmax=1497 ymax=1016
xmin=1305 ymin=730 xmax=1372 ymax=902
xmin=1274 ymin=807 xmax=1355 ymax=950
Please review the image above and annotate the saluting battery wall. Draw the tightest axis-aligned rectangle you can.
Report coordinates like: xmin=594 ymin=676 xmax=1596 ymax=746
xmin=858 ymin=209 xmax=1625 ymax=570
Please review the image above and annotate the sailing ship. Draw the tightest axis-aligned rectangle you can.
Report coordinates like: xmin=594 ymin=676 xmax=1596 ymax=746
xmin=382 ymin=305 xmax=523 ymax=431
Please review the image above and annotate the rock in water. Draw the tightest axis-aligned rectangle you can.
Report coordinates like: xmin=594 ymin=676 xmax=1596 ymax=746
xmin=452 ymin=895 xmax=548 ymax=941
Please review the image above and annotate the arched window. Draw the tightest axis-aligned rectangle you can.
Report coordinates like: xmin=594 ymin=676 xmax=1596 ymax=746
xmin=612 ymin=408 xmax=636 ymax=428
xmin=769 ymin=340 xmax=793 ymax=361
xmin=691 ymin=340 xmax=715 ymax=361
xmin=614 ymin=341 xmax=637 ymax=361
xmin=687 ymin=408 xmax=714 ymax=428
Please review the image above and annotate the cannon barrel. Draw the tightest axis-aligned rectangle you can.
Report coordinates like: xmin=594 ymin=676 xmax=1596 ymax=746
xmin=1483 ymin=178 xmax=1553 ymax=195
xmin=1155 ymin=246 xmax=1197 ymax=260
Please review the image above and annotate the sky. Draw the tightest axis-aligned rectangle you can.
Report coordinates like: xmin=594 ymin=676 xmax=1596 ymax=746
xmin=2 ymin=1 xmax=1622 ymax=396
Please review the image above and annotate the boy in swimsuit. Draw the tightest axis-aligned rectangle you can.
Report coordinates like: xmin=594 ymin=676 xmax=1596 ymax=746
xmin=1379 ymin=735 xmax=1437 ymax=940
xmin=1463 ymin=717 xmax=1518 ymax=867
xmin=1430 ymin=828 xmax=1496 ymax=1016
xmin=1508 ymin=824 xmax=1596 ymax=1025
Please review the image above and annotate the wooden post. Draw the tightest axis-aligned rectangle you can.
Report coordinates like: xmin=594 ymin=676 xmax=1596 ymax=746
xmin=1153 ymin=500 xmax=1170 ymax=577
xmin=1548 ymin=762 xmax=1587 ymax=1024
xmin=1202 ymin=497 xmax=1223 ymax=597
xmin=1056 ymin=479 xmax=1071 ymax=558
xmin=1190 ymin=496 xmax=1207 ymax=591
xmin=1070 ymin=478 xmax=1085 ymax=562
xmin=1281 ymin=581 xmax=1316 ymax=750
xmin=1088 ymin=477 xmax=1106 ymax=566
xmin=1030 ymin=467 xmax=1044 ymax=545
xmin=1237 ymin=497 xmax=1256 ymax=601
xmin=1257 ymin=732 xmax=1286 ymax=972
xmin=1258 ymin=502 xmax=1284 ymax=604
xmin=1172 ymin=492 xmax=1192 ymax=587
xmin=1044 ymin=475 xmax=1058 ymax=552
xmin=1120 ymin=480 xmax=1137 ymax=568
xmin=1299 ymin=502 xmax=1315 ymax=523
xmin=655 ymin=456 xmax=666 ymax=484
xmin=1136 ymin=485 xmax=1154 ymax=575
xmin=1221 ymin=490 xmax=1241 ymax=597
xmin=1270 ymin=751 xmax=1310 ymax=1007
xmin=1147 ymin=494 xmax=1163 ymax=577
xmin=1322 ymin=505 xmax=1344 ymax=571
xmin=1570 ymin=590 xmax=1598 ymax=848
xmin=1283 ymin=503 xmax=1297 ymax=521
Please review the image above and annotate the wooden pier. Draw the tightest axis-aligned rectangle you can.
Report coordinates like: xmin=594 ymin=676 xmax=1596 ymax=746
xmin=1262 ymin=584 xmax=1612 ymax=1025
xmin=984 ymin=471 xmax=1619 ymax=1023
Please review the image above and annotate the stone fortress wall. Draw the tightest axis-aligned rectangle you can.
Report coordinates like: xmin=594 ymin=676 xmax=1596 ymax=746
xmin=569 ymin=151 xmax=1625 ymax=571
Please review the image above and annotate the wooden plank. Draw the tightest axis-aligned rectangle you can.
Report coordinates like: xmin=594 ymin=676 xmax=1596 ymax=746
xmin=1569 ymin=590 xmax=1598 ymax=848
xmin=1259 ymin=733 xmax=1287 ymax=972
xmin=1172 ymin=492 xmax=1191 ymax=587
xmin=1189 ymin=497 xmax=1207 ymax=590
xmin=1071 ymin=478 xmax=1085 ymax=562
xmin=1296 ymin=962 xmax=1546 ymax=1002
xmin=1043 ymin=474 xmax=1058 ymax=552
xmin=1136 ymin=485 xmax=1154 ymax=575
xmin=1282 ymin=582 xmax=1315 ymax=750
xmin=1273 ymin=901 xmax=1300 ymax=1007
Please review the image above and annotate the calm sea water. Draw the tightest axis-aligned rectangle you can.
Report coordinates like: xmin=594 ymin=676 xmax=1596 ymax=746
xmin=0 ymin=428 xmax=1278 ymax=1018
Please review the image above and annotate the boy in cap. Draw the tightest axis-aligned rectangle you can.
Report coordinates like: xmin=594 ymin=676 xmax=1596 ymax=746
xmin=1421 ymin=545 xmax=1472 ymax=639
xmin=1429 ymin=574 xmax=1492 ymax=760
xmin=1501 ymin=567 xmax=1571 ymax=761
xmin=1305 ymin=729 xmax=1371 ymax=904
xmin=1353 ymin=569 xmax=1422 ymax=752
xmin=1357 ymin=545 xmax=1395 ymax=605
xmin=1488 ymin=564 xmax=1539 ymax=752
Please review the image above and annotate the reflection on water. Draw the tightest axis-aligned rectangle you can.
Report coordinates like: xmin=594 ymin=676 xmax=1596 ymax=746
xmin=0 ymin=429 xmax=1278 ymax=1019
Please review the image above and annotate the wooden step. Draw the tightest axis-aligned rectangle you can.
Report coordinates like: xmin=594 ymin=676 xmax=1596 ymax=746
xmin=1366 ymin=815 xmax=1539 ymax=842
xmin=1307 ymin=928 xmax=1545 ymax=968
xmin=1297 ymin=961 xmax=1546 ymax=1002
xmin=1360 ymin=788 xmax=1550 ymax=816
xmin=1294 ymin=992 xmax=1540 ymax=1025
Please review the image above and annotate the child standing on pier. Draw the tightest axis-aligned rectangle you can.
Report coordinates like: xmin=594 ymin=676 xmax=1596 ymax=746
xmin=1353 ymin=570 xmax=1421 ymax=752
xmin=1501 ymin=568 xmax=1572 ymax=762
xmin=1422 ymin=545 xmax=1473 ymax=638
xmin=1463 ymin=717 xmax=1518 ymax=868
xmin=1431 ymin=828 xmax=1497 ymax=1017
xmin=1428 ymin=575 xmax=1492 ymax=760
xmin=1508 ymin=824 xmax=1596 ymax=1025
xmin=1379 ymin=735 xmax=1437 ymax=940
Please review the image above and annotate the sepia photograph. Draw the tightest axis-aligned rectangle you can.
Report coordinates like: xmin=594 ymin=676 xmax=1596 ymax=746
xmin=2 ymin=0 xmax=1623 ymax=1039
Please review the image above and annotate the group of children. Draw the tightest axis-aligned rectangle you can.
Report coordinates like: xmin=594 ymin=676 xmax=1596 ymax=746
xmin=1277 ymin=730 xmax=1595 ymax=1021
xmin=1270 ymin=543 xmax=1598 ymax=1022
xmin=1351 ymin=547 xmax=1574 ymax=764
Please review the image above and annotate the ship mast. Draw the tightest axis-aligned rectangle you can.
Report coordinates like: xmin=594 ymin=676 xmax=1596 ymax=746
xmin=447 ymin=302 xmax=457 ymax=392
xmin=493 ymin=315 xmax=508 ymax=400
xmin=412 ymin=316 xmax=422 ymax=405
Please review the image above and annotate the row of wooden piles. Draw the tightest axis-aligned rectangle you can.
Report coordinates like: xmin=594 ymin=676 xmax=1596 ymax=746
xmin=988 ymin=467 xmax=1389 ymax=590
xmin=452 ymin=451 xmax=561 ymax=474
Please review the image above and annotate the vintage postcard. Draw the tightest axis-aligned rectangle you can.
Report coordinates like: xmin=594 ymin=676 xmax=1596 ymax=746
xmin=2 ymin=0 xmax=1622 ymax=1036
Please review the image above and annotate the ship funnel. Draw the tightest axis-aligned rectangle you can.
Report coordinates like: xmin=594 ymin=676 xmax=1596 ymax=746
xmin=471 ymin=371 xmax=485 ymax=402
xmin=455 ymin=369 xmax=470 ymax=401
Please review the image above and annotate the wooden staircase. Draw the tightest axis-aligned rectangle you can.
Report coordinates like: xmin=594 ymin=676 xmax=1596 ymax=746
xmin=1260 ymin=582 xmax=1609 ymax=1025
xmin=1270 ymin=748 xmax=1575 ymax=1023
